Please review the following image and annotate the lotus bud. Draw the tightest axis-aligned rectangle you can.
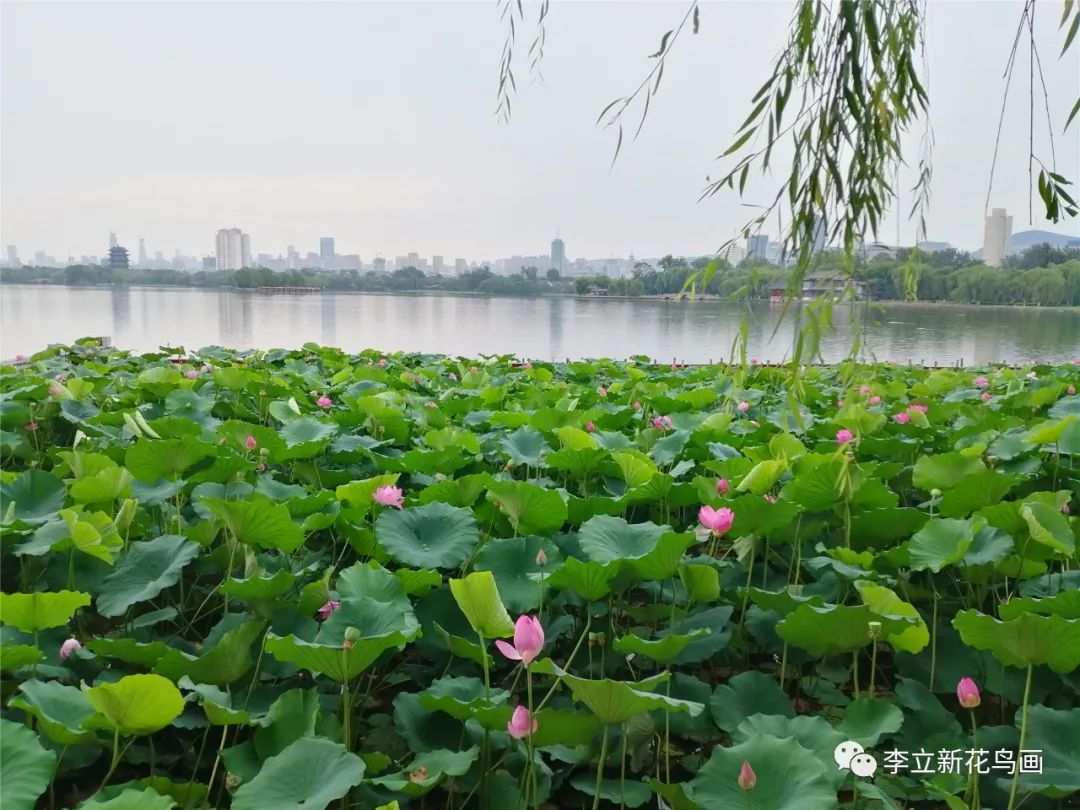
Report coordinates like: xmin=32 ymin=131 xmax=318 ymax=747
xmin=343 ymin=626 xmax=360 ymax=649
xmin=535 ymin=548 xmax=548 ymax=566
xmin=738 ymin=761 xmax=757 ymax=790
xmin=930 ymin=488 xmax=942 ymax=498
xmin=957 ymin=677 xmax=981 ymax=709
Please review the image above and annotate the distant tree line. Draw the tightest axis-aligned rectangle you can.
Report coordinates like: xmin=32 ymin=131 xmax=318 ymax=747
xmin=3 ymin=244 xmax=1077 ymax=306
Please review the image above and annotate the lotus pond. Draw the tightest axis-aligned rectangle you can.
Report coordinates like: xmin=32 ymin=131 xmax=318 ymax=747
xmin=1 ymin=341 xmax=1079 ymax=810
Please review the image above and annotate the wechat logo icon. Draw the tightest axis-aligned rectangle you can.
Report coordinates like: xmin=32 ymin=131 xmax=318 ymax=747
xmin=835 ymin=741 xmax=878 ymax=778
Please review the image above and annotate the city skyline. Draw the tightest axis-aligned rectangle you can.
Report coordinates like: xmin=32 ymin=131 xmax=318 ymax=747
xmin=2 ymin=2 xmax=1078 ymax=260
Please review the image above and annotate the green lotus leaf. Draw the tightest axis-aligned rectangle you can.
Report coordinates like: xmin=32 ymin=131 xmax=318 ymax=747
xmin=938 ymin=470 xmax=1018 ymax=518
xmin=231 ymin=737 xmax=366 ymax=810
xmin=418 ymin=675 xmax=509 ymax=719
xmin=83 ymin=673 xmax=185 ymax=736
xmin=686 ymin=733 xmax=837 ymax=810
xmin=1013 ymin=705 xmax=1080 ymax=798
xmin=448 ymin=570 xmax=514 ymax=639
xmin=613 ymin=628 xmax=710 ymax=664
xmin=70 ymin=467 xmax=134 ymax=504
xmin=0 ymin=470 xmax=66 ymax=524
xmin=544 ymin=556 xmax=620 ymax=600
xmin=854 ymin=581 xmax=929 ymax=653
xmin=737 ymin=458 xmax=787 ymax=495
xmin=953 ymin=609 xmax=1080 ymax=672
xmin=124 ymin=437 xmax=213 ymax=483
xmin=550 ymin=669 xmax=704 ymax=725
xmin=710 ymin=671 xmax=794 ymax=732
xmin=1021 ymin=502 xmax=1075 ymax=555
xmin=486 ymin=480 xmax=568 ymax=535
xmin=912 ymin=452 xmax=985 ymax=491
xmin=733 ymin=713 xmax=848 ymax=787
xmin=777 ymin=604 xmax=915 ymax=656
xmin=76 ymin=787 xmax=177 ymax=810
xmin=472 ymin=705 xmax=601 ymax=747
xmin=907 ymin=517 xmax=982 ymax=572
xmin=220 ymin=568 xmax=296 ymax=601
xmin=88 ymin=638 xmax=176 ymax=668
xmin=376 ymin=501 xmax=479 ymax=568
xmin=205 ymin=495 xmax=304 ymax=553
xmin=0 ymin=644 xmax=44 ymax=672
xmin=578 ymin=515 xmax=667 ymax=562
xmin=156 ymin=620 xmax=265 ymax=686
xmin=334 ymin=474 xmax=400 ymax=516
xmin=179 ymin=677 xmax=250 ymax=725
xmin=368 ymin=747 xmax=479 ymax=797
xmin=781 ymin=458 xmax=844 ymax=510
xmin=998 ymin=590 xmax=1080 ymax=620
xmin=570 ymin=774 xmax=651 ymax=808
xmin=10 ymin=679 xmax=97 ymax=744
xmin=679 ymin=563 xmax=720 ymax=603
xmin=0 ymin=589 xmax=91 ymax=632
xmin=96 ymin=535 xmax=200 ymax=617
xmin=836 ymin=697 xmax=905 ymax=746
xmin=265 ymin=627 xmax=418 ymax=683
xmin=416 ymin=473 xmax=494 ymax=508
xmin=500 ymin=426 xmax=551 ymax=467
xmin=474 ymin=535 xmax=562 ymax=613
xmin=0 ymin=718 xmax=58 ymax=810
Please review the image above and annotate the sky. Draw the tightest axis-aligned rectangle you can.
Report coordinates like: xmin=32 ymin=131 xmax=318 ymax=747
xmin=2 ymin=0 xmax=1078 ymax=262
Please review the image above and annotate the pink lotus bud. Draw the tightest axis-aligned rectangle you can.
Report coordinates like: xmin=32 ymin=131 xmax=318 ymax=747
xmin=699 ymin=506 xmax=734 ymax=535
xmin=652 ymin=417 xmax=666 ymax=430
xmin=956 ymin=677 xmax=981 ymax=709
xmin=14 ymin=354 xmax=25 ymax=361
xmin=859 ymin=385 xmax=870 ymax=394
xmin=378 ymin=358 xmax=388 ymax=367
xmin=317 ymin=600 xmax=340 ymax=621
xmin=59 ymin=638 xmax=81 ymax=661
xmin=633 ymin=401 xmax=642 ymax=410
xmin=894 ymin=411 xmax=911 ymax=424
xmin=597 ymin=386 xmax=607 ymax=397
xmin=974 ymin=375 xmax=989 ymax=388
xmin=716 ymin=478 xmax=730 ymax=495
xmin=507 ymin=705 xmax=537 ymax=739
xmin=535 ymin=548 xmax=548 ymax=566
xmin=585 ymin=421 xmax=596 ymax=432
xmin=186 ymin=370 xmax=199 ymax=379
xmin=750 ymin=358 xmax=759 ymax=366
xmin=836 ymin=429 xmax=855 ymax=445
xmin=981 ymin=391 xmax=992 ymax=401
xmin=737 ymin=401 xmax=750 ymax=413
xmin=244 ymin=435 xmax=257 ymax=451
xmin=373 ymin=485 xmax=404 ymax=509
xmin=738 ymin=761 xmax=756 ymax=790
xmin=316 ymin=395 xmax=332 ymax=408
xmin=49 ymin=385 xmax=63 ymax=395
xmin=869 ymin=395 xmax=881 ymax=405
xmin=495 ymin=615 xmax=545 ymax=665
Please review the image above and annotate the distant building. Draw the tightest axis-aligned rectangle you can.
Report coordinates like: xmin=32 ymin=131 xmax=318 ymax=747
xmin=861 ymin=242 xmax=897 ymax=260
xmin=108 ymin=232 xmax=118 ymax=248
xmin=799 ymin=272 xmax=866 ymax=301
xmin=551 ymin=235 xmax=566 ymax=274
xmin=407 ymin=252 xmax=420 ymax=270
xmin=586 ymin=285 xmax=608 ymax=296
xmin=215 ymin=228 xmax=251 ymax=271
xmin=982 ymin=208 xmax=1012 ymax=267
xmin=432 ymin=255 xmax=444 ymax=274
xmin=286 ymin=245 xmax=299 ymax=269
xmin=320 ymin=237 xmax=335 ymax=263
xmin=108 ymin=245 xmax=130 ymax=270
xmin=5 ymin=245 xmax=18 ymax=266
xmin=373 ymin=257 xmax=387 ymax=273
xmin=917 ymin=240 xmax=953 ymax=253
xmin=202 ymin=256 xmax=216 ymax=270
xmin=718 ymin=243 xmax=747 ymax=264
xmin=811 ymin=215 xmax=828 ymax=253
xmin=138 ymin=238 xmax=148 ymax=267
xmin=454 ymin=258 xmax=468 ymax=275
xmin=747 ymin=234 xmax=769 ymax=260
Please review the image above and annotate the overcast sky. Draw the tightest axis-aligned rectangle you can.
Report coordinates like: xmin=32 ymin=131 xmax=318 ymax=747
xmin=2 ymin=0 xmax=1078 ymax=262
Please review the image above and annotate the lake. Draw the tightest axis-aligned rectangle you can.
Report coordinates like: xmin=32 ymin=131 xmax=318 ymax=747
xmin=2 ymin=284 xmax=1077 ymax=364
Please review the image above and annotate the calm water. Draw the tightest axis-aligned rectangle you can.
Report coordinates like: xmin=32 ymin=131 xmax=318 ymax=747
xmin=1 ymin=284 xmax=1077 ymax=364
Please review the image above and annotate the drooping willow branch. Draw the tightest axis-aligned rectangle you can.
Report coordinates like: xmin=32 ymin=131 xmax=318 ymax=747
xmin=496 ymin=0 xmax=552 ymax=123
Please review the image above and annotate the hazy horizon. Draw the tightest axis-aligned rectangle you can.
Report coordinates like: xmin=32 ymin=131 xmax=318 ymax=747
xmin=2 ymin=1 xmax=1078 ymax=261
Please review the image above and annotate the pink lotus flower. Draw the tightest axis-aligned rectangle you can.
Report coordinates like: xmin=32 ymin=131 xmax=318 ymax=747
xmin=495 ymin=615 xmax=545 ymax=665
xmin=737 ymin=401 xmax=750 ymax=413
xmin=448 ymin=372 xmax=457 ymax=381
xmin=652 ymin=417 xmax=666 ymax=430
xmin=956 ymin=677 xmax=981 ymax=709
xmin=974 ymin=376 xmax=989 ymax=388
xmin=894 ymin=411 xmax=911 ymax=424
xmin=14 ymin=354 xmax=24 ymax=361
xmin=535 ymin=548 xmax=548 ymax=566
xmin=981 ymin=391 xmax=992 ymax=401
xmin=836 ymin=429 xmax=855 ymax=445
xmin=585 ymin=421 xmax=596 ymax=432
xmin=859 ymin=385 xmax=870 ymax=394
xmin=185 ymin=370 xmax=199 ymax=379
xmin=699 ymin=506 xmax=734 ymax=535
xmin=597 ymin=386 xmax=607 ymax=397
xmin=373 ymin=485 xmax=404 ymax=509
xmin=316 ymin=395 xmax=332 ymax=408
xmin=738 ymin=761 xmax=756 ymax=791
xmin=378 ymin=358 xmax=388 ymax=367
xmin=869 ymin=395 xmax=881 ymax=405
xmin=244 ymin=435 xmax=257 ymax=451
xmin=317 ymin=600 xmax=340 ymax=621
xmin=716 ymin=478 xmax=730 ymax=495
xmin=909 ymin=403 xmax=928 ymax=413
xmin=469 ymin=366 xmax=478 ymax=374
xmin=49 ymin=385 xmax=63 ymax=395
xmin=1069 ymin=385 xmax=1076 ymax=395
xmin=523 ymin=362 xmax=533 ymax=369
xmin=507 ymin=705 xmax=537 ymax=739
xmin=750 ymin=358 xmax=760 ymax=366
xmin=59 ymin=638 xmax=81 ymax=661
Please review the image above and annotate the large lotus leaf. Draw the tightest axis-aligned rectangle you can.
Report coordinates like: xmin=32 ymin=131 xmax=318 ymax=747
xmin=125 ymin=437 xmax=213 ymax=483
xmin=231 ymin=737 xmax=366 ymax=810
xmin=912 ymin=453 xmax=985 ymax=491
xmin=1021 ymin=502 xmax=1075 ymax=555
xmin=578 ymin=515 xmax=667 ymax=563
xmin=0 ymin=470 xmax=66 ymax=523
xmin=179 ymin=677 xmax=250 ymax=725
xmin=953 ymin=610 xmax=1080 ymax=672
xmin=368 ymin=747 xmax=479 ymax=797
xmin=417 ymin=675 xmax=509 ymax=720
xmin=251 ymin=688 xmax=321 ymax=760
xmin=544 ymin=556 xmax=620 ymax=600
xmin=710 ymin=671 xmax=794 ymax=732
xmin=220 ymin=568 xmax=295 ymax=601
xmin=836 ymin=697 xmax=905 ymax=747
xmin=611 ymin=450 xmax=658 ymax=488
xmin=334 ymin=474 xmax=400 ymax=517
xmin=777 ymin=604 xmax=915 ymax=656
xmin=553 ymin=425 xmax=598 ymax=450
xmin=548 ymin=668 xmax=703 ymax=725
xmin=473 ymin=535 xmax=563 ymax=613
xmin=570 ymin=775 xmax=651 ymax=808
xmin=471 ymin=705 xmax=601 ymax=747
xmin=686 ymin=733 xmax=837 ymax=810
xmin=279 ymin=415 xmax=338 ymax=448
xmin=89 ymin=638 xmax=177 ymax=668
xmin=205 ymin=495 xmax=304 ymax=553
xmin=70 ymin=467 xmax=134 ymax=505
xmin=733 ymin=714 xmax=848 ymax=788
xmin=11 ymin=679 xmax=97 ymax=744
xmin=76 ymin=787 xmax=177 ymax=810
xmin=0 ymin=644 xmax=44 ymax=671
xmin=850 ymin=507 xmax=929 ymax=548
xmin=854 ymin=581 xmax=929 ymax=653
xmin=1014 ymin=705 xmax=1080 ymax=797
xmin=737 ymin=459 xmax=787 ymax=495
xmin=156 ymin=620 xmax=265 ymax=686
xmin=780 ymin=458 xmax=844 ymax=510
xmin=0 ymin=717 xmax=57 ymax=810
xmin=999 ymin=590 xmax=1080 ymax=620
xmin=679 ymin=563 xmax=720 ymax=603
xmin=938 ymin=470 xmax=1018 ymax=518
xmin=96 ymin=535 xmax=200 ymax=617
xmin=743 ymin=587 xmax=826 ymax=616
xmin=0 ymin=590 xmax=90 ymax=632
xmin=265 ymin=627 xmax=418 ymax=683
xmin=417 ymin=473 xmax=494 ymax=508
xmin=500 ymin=426 xmax=551 ymax=467
xmin=613 ymin=629 xmax=709 ymax=664
xmin=376 ymin=502 xmax=479 ymax=569
xmin=317 ymin=595 xmax=419 ymax=647
xmin=661 ymin=606 xmax=734 ymax=664
xmin=486 ymin=480 xmax=568 ymax=535
xmin=907 ymin=517 xmax=982 ymax=572
xmin=83 ymin=674 xmax=185 ymax=736
xmin=448 ymin=570 xmax=514 ymax=639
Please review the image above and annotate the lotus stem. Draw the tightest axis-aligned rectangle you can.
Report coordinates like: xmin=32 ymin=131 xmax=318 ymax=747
xmin=592 ymin=725 xmax=610 ymax=810
xmin=1006 ymin=663 xmax=1033 ymax=810
xmin=620 ymin=721 xmax=628 ymax=809
xmin=929 ymin=586 xmax=938 ymax=690
xmin=964 ymin=710 xmax=981 ymax=810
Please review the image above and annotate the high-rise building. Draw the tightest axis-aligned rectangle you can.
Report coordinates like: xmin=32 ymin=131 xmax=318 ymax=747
xmin=5 ymin=245 xmax=18 ymax=266
xmin=320 ymin=237 xmax=335 ymax=259
xmin=215 ymin=228 xmax=251 ymax=271
xmin=432 ymin=255 xmax=445 ymax=274
xmin=747 ymin=234 xmax=769 ymax=260
xmin=407 ymin=252 xmax=420 ymax=270
xmin=454 ymin=258 xmax=468 ymax=275
xmin=373 ymin=257 xmax=387 ymax=273
xmin=811 ymin=215 xmax=827 ymax=253
xmin=108 ymin=245 xmax=130 ymax=270
xmin=982 ymin=208 xmax=1012 ymax=267
xmin=718 ymin=243 xmax=747 ymax=264
xmin=138 ymin=238 xmax=148 ymax=266
xmin=286 ymin=245 xmax=299 ymax=270
xmin=551 ymin=235 xmax=566 ymax=274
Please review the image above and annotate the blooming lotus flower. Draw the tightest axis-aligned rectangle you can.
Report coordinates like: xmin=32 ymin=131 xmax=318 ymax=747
xmin=14 ymin=354 xmax=24 ymax=361
xmin=981 ymin=391 xmax=992 ymax=401
xmin=535 ymin=548 xmax=548 ymax=566
xmin=699 ymin=506 xmax=734 ymax=535
xmin=507 ymin=706 xmax=537 ymax=739
xmin=836 ymin=429 xmax=855 ymax=445
xmin=750 ymin=358 xmax=759 ymax=366
xmin=373 ymin=485 xmax=404 ymax=509
xmin=974 ymin=375 xmax=989 ymax=388
xmin=378 ymin=358 xmax=388 ymax=367
xmin=869 ymin=395 xmax=881 ymax=405
xmin=909 ymin=403 xmax=928 ymax=413
xmin=317 ymin=600 xmax=340 ymax=621
xmin=316 ymin=395 xmax=332 ymax=408
xmin=186 ymin=370 xmax=200 ymax=379
xmin=652 ymin=417 xmax=666 ymax=430
xmin=585 ymin=421 xmax=596 ymax=432
xmin=495 ymin=615 xmax=545 ymax=664
xmin=716 ymin=477 xmax=730 ymax=495
xmin=738 ymin=761 xmax=756 ymax=791
xmin=956 ymin=677 xmax=981 ymax=709
xmin=49 ymin=385 xmax=63 ymax=395
xmin=59 ymin=638 xmax=81 ymax=661
xmin=597 ymin=386 xmax=607 ymax=397
xmin=894 ymin=411 xmax=911 ymax=424
xmin=244 ymin=435 xmax=257 ymax=451
xmin=737 ymin=401 xmax=750 ymax=413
